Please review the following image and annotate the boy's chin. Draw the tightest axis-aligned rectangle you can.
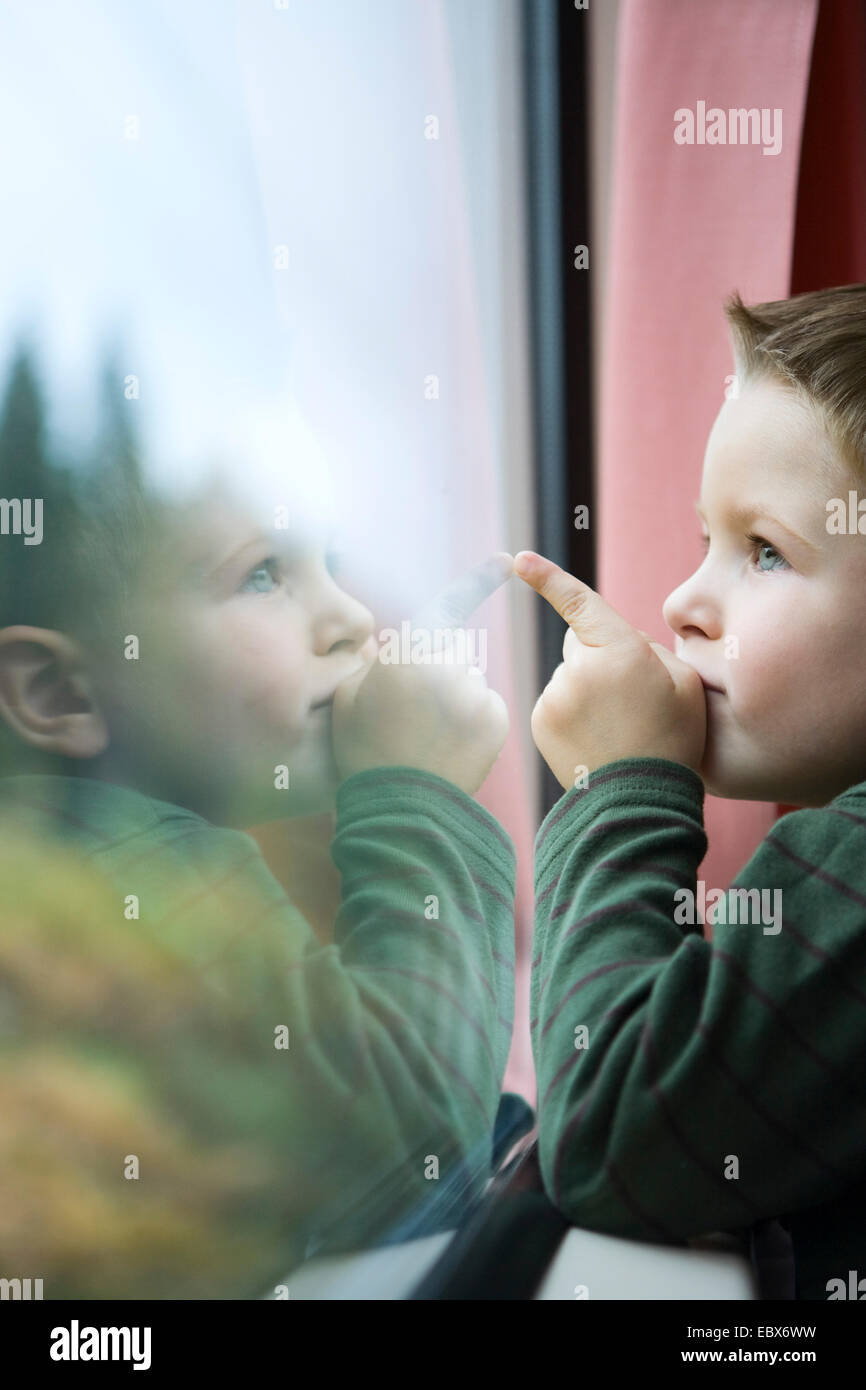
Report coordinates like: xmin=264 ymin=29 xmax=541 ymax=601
xmin=700 ymin=754 xmax=815 ymax=807
xmin=699 ymin=753 xmax=777 ymax=804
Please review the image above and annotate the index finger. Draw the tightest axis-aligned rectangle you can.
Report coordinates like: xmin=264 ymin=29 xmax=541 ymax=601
xmin=409 ymin=552 xmax=514 ymax=631
xmin=513 ymin=550 xmax=636 ymax=646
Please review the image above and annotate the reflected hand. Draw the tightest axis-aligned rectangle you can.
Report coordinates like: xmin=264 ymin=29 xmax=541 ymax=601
xmin=333 ymin=553 xmax=513 ymax=795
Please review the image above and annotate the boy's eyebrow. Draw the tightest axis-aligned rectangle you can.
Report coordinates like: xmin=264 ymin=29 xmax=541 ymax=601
xmin=693 ymin=500 xmax=820 ymax=552
xmin=209 ymin=532 xmax=277 ymax=580
xmin=180 ymin=530 xmax=274 ymax=586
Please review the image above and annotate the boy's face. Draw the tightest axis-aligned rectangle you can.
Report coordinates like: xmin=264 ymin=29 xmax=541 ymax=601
xmin=663 ymin=377 xmax=866 ymax=807
xmin=96 ymin=490 xmax=377 ymax=823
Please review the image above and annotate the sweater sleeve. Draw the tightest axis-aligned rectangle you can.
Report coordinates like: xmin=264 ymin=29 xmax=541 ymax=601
xmin=106 ymin=765 xmax=517 ymax=1261
xmin=532 ymin=756 xmax=866 ymax=1245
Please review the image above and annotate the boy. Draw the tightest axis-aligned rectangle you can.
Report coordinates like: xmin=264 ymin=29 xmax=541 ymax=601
xmin=516 ymin=283 xmax=866 ymax=1301
xmin=0 ymin=459 xmax=520 ymax=1298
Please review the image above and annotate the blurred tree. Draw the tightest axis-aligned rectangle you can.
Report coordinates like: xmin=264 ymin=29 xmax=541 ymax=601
xmin=94 ymin=347 xmax=144 ymax=498
xmin=0 ymin=343 xmax=79 ymax=631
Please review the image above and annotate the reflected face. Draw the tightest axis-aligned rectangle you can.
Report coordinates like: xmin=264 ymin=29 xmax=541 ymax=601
xmin=662 ymin=377 xmax=866 ymax=807
xmin=96 ymin=489 xmax=376 ymax=822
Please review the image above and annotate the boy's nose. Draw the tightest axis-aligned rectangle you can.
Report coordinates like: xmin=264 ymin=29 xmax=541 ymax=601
xmin=662 ymin=571 xmax=723 ymax=644
xmin=315 ymin=586 xmax=376 ymax=657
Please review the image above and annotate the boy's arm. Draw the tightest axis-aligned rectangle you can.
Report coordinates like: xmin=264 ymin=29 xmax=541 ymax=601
xmin=333 ymin=766 xmax=515 ymax=1099
xmin=533 ymin=756 xmax=866 ymax=1243
xmin=151 ymin=766 xmax=516 ymax=1257
xmin=0 ymin=767 xmax=515 ymax=1299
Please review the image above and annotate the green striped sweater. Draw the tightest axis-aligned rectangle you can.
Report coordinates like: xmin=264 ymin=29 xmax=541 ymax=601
xmin=532 ymin=756 xmax=866 ymax=1301
xmin=0 ymin=767 xmax=516 ymax=1293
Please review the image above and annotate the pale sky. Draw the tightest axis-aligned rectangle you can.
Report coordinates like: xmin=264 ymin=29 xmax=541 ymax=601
xmin=0 ymin=0 xmax=515 ymax=607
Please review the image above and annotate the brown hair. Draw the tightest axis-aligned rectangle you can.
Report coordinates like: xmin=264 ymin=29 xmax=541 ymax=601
xmin=723 ymin=284 xmax=866 ymax=478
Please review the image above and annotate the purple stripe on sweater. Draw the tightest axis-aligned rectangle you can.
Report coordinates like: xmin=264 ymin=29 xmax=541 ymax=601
xmin=338 ymin=824 xmax=508 ymax=924
xmin=342 ymin=864 xmax=510 ymax=928
xmin=342 ymin=909 xmax=500 ymax=1008
xmin=639 ymin=1024 xmax=762 ymax=1221
xmin=539 ymin=1040 xmax=588 ymax=1108
xmin=582 ymin=813 xmax=700 ymax=845
xmin=825 ymin=807 xmax=866 ymax=831
xmin=768 ymin=835 xmax=866 ymax=911
xmin=426 ymin=1043 xmax=490 ymax=1122
xmin=469 ymin=874 xmax=512 ymax=912
xmin=339 ymin=901 xmax=475 ymax=957
xmin=537 ymin=763 xmax=700 ymax=853
xmin=711 ymin=947 xmax=866 ymax=1115
xmin=780 ymin=918 xmax=866 ymax=1006
xmin=536 ymin=819 xmax=702 ymax=931
xmin=595 ymin=854 xmax=686 ymax=881
xmin=547 ymin=1035 xmax=741 ymax=1238
xmin=549 ymin=892 xmax=661 ymax=926
xmin=538 ymin=989 xmax=648 ymax=1109
xmin=292 ymin=1009 xmax=444 ymax=1166
xmin=694 ymin=1020 xmax=849 ymax=1180
xmin=549 ymin=1102 xmax=679 ymax=1241
xmin=536 ymin=879 xmax=557 ymax=911
xmin=355 ymin=770 xmax=512 ymax=855
xmin=536 ymin=960 xmax=669 ymax=1105
xmin=351 ymin=964 xmax=497 ymax=1068
xmin=537 ymin=957 xmax=669 ymax=1039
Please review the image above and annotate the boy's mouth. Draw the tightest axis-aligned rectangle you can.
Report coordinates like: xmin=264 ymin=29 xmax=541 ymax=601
xmin=677 ymin=650 xmax=725 ymax=696
xmin=310 ymin=662 xmax=370 ymax=713
xmin=688 ymin=667 xmax=725 ymax=695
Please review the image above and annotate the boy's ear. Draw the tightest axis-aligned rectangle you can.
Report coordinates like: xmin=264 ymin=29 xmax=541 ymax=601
xmin=0 ymin=626 xmax=109 ymax=759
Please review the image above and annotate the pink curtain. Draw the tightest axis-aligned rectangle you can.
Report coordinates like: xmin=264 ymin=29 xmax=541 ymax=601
xmin=598 ymin=0 xmax=820 ymax=887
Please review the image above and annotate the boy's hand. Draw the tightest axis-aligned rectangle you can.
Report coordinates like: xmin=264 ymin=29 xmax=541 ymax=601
xmin=514 ymin=551 xmax=706 ymax=790
xmin=332 ymin=555 xmax=512 ymax=795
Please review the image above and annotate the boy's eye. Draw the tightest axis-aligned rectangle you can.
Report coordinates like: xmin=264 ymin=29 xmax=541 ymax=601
xmin=239 ymin=557 xmax=281 ymax=594
xmin=747 ymin=533 xmax=789 ymax=572
xmin=699 ymin=528 xmax=789 ymax=572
